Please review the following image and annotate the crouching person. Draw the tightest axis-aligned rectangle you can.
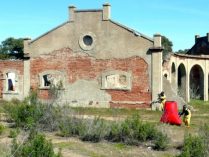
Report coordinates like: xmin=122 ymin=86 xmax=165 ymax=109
xmin=179 ymin=105 xmax=191 ymax=127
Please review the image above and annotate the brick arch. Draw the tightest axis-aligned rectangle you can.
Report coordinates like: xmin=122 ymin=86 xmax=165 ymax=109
xmin=189 ymin=64 xmax=204 ymax=100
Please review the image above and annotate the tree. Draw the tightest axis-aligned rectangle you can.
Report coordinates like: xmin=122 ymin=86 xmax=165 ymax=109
xmin=161 ymin=36 xmax=173 ymax=60
xmin=176 ymin=49 xmax=189 ymax=54
xmin=0 ymin=37 xmax=24 ymax=59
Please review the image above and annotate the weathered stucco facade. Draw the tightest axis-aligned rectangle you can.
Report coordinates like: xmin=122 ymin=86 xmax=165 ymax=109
xmin=0 ymin=4 xmax=163 ymax=108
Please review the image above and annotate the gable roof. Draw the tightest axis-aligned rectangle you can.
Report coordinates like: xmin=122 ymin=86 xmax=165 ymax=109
xmin=110 ymin=20 xmax=153 ymax=42
xmin=187 ymin=36 xmax=209 ymax=55
xmin=30 ymin=21 xmax=70 ymax=44
xmin=29 ymin=7 xmax=153 ymax=44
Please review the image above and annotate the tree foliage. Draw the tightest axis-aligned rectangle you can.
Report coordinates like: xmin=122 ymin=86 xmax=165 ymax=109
xmin=161 ymin=36 xmax=173 ymax=60
xmin=176 ymin=49 xmax=189 ymax=54
xmin=0 ymin=37 xmax=24 ymax=59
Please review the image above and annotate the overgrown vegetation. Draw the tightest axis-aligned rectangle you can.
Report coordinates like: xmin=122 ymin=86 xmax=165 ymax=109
xmin=8 ymin=128 xmax=20 ymax=138
xmin=4 ymin=100 xmax=43 ymax=129
xmin=11 ymin=131 xmax=61 ymax=157
xmin=2 ymin=89 xmax=208 ymax=156
xmin=2 ymin=92 xmax=169 ymax=152
xmin=178 ymin=124 xmax=209 ymax=157
xmin=58 ymin=114 xmax=169 ymax=150
xmin=178 ymin=134 xmax=204 ymax=157
xmin=0 ymin=123 xmax=5 ymax=135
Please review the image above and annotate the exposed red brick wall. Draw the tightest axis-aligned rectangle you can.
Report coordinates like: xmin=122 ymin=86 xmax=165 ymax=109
xmin=0 ymin=60 xmax=24 ymax=97
xmin=0 ymin=76 xmax=2 ymax=98
xmin=31 ymin=48 xmax=151 ymax=108
xmin=38 ymin=90 xmax=50 ymax=100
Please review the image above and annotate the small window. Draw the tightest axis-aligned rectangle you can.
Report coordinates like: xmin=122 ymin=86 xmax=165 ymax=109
xmin=83 ymin=35 xmax=93 ymax=46
xmin=43 ymin=74 xmax=53 ymax=87
xmin=79 ymin=32 xmax=96 ymax=51
xmin=6 ymin=72 xmax=16 ymax=91
xmin=40 ymin=72 xmax=64 ymax=89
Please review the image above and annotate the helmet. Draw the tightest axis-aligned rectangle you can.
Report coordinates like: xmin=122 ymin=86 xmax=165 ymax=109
xmin=160 ymin=91 xmax=164 ymax=96
xmin=183 ymin=105 xmax=187 ymax=109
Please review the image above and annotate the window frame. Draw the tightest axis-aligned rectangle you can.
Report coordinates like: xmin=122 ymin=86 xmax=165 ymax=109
xmin=101 ymin=70 xmax=132 ymax=90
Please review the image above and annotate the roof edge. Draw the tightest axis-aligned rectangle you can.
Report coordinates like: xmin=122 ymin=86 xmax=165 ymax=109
xmin=29 ymin=21 xmax=69 ymax=44
xmin=173 ymin=53 xmax=209 ymax=59
xmin=109 ymin=20 xmax=153 ymax=42
xmin=75 ymin=9 xmax=102 ymax=12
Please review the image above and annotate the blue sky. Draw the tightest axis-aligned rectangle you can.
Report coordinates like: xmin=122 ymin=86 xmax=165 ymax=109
xmin=0 ymin=0 xmax=209 ymax=51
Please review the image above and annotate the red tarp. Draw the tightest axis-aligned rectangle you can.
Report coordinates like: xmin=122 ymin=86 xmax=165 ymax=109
xmin=160 ymin=101 xmax=182 ymax=125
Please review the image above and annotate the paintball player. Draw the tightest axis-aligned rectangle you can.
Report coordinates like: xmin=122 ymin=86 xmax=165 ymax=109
xmin=159 ymin=91 xmax=166 ymax=111
xmin=179 ymin=105 xmax=191 ymax=127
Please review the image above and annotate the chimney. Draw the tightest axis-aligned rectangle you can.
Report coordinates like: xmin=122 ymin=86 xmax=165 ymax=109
xmin=153 ymin=34 xmax=162 ymax=47
xmin=23 ymin=38 xmax=31 ymax=54
xmin=103 ymin=3 xmax=111 ymax=20
xmin=195 ymin=35 xmax=200 ymax=43
xmin=68 ymin=5 xmax=76 ymax=22
xmin=207 ymin=33 xmax=209 ymax=42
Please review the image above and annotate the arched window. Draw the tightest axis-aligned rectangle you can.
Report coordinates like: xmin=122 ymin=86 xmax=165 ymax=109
xmin=190 ymin=65 xmax=204 ymax=99
xmin=178 ymin=63 xmax=186 ymax=99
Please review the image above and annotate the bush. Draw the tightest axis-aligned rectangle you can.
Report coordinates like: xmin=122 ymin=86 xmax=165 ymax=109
xmin=10 ymin=131 xmax=61 ymax=157
xmin=178 ymin=134 xmax=204 ymax=157
xmin=105 ymin=122 xmax=122 ymax=142
xmin=79 ymin=117 xmax=107 ymax=142
xmin=3 ymin=101 xmax=43 ymax=129
xmin=8 ymin=128 xmax=20 ymax=138
xmin=38 ymin=104 xmax=62 ymax=132
xmin=199 ymin=124 xmax=209 ymax=156
xmin=58 ymin=116 xmax=85 ymax=137
xmin=154 ymin=131 xmax=169 ymax=150
xmin=105 ymin=114 xmax=168 ymax=146
xmin=0 ymin=124 xmax=5 ymax=135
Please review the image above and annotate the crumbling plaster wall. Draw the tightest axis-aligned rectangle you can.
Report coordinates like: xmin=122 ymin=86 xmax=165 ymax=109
xmin=30 ymin=48 xmax=151 ymax=108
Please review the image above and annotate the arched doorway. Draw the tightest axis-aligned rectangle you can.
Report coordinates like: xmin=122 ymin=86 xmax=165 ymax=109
xmin=190 ymin=65 xmax=204 ymax=100
xmin=178 ymin=64 xmax=186 ymax=100
xmin=171 ymin=63 xmax=176 ymax=90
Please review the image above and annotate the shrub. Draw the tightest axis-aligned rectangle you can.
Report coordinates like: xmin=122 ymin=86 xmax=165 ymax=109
xmin=3 ymin=102 xmax=43 ymax=129
xmin=178 ymin=134 xmax=204 ymax=157
xmin=38 ymin=104 xmax=62 ymax=132
xmin=105 ymin=122 xmax=122 ymax=142
xmin=0 ymin=124 xmax=5 ymax=135
xmin=153 ymin=131 xmax=169 ymax=150
xmin=79 ymin=117 xmax=108 ymax=142
xmin=8 ymin=128 xmax=20 ymax=138
xmin=10 ymin=131 xmax=61 ymax=157
xmin=199 ymin=124 xmax=209 ymax=157
xmin=58 ymin=116 xmax=85 ymax=137
xmin=105 ymin=114 xmax=168 ymax=146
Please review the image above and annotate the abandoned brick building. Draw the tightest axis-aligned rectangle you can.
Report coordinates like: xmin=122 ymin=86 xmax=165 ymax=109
xmin=0 ymin=4 xmax=164 ymax=108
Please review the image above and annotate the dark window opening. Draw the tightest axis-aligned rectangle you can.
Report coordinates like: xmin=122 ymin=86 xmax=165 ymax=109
xmin=83 ymin=35 xmax=93 ymax=46
xmin=7 ymin=72 xmax=16 ymax=91
xmin=43 ymin=74 xmax=52 ymax=87
xmin=8 ymin=79 xmax=14 ymax=91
